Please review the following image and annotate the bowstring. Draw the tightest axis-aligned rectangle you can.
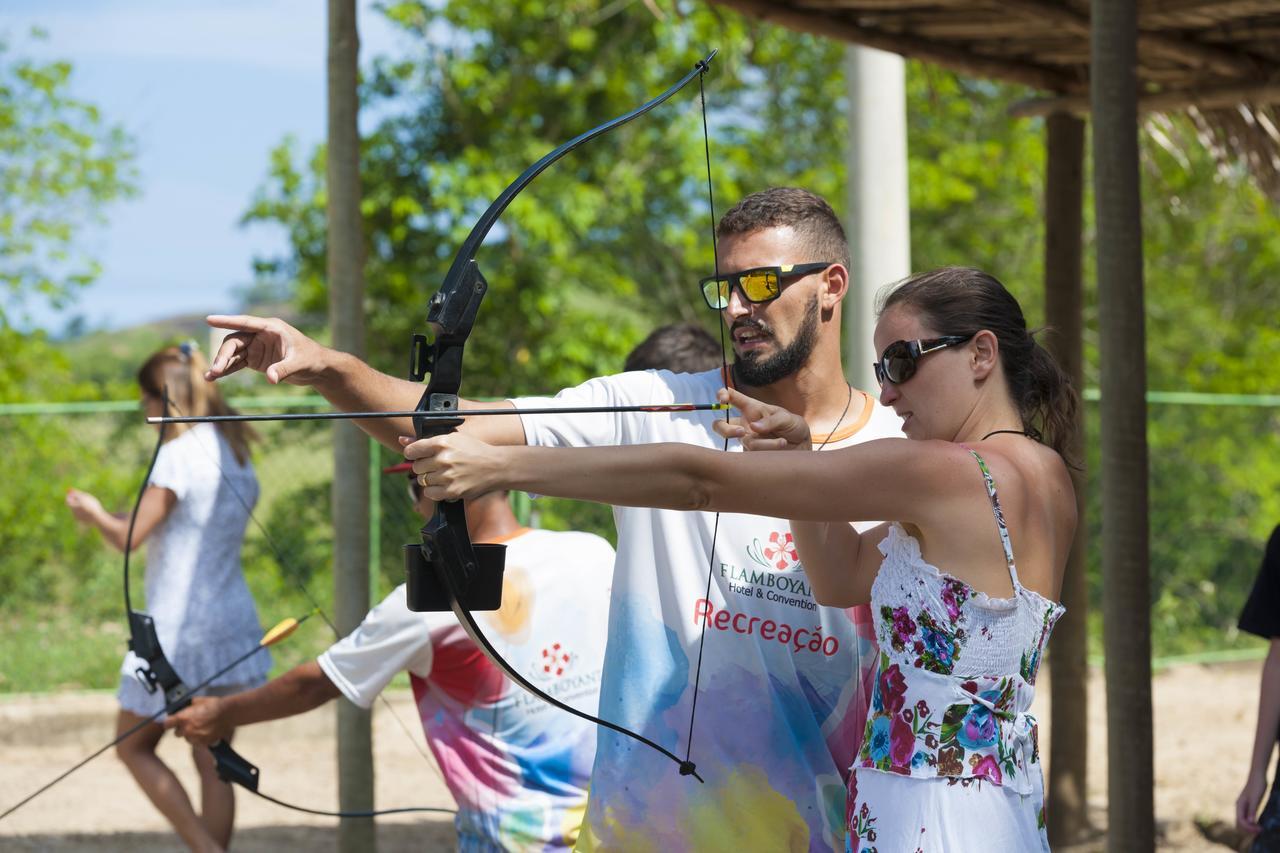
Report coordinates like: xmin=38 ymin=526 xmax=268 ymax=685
xmin=682 ymin=63 xmax=724 ymax=772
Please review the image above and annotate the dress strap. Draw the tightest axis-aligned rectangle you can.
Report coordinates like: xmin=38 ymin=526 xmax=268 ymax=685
xmin=967 ymin=449 xmax=1020 ymax=588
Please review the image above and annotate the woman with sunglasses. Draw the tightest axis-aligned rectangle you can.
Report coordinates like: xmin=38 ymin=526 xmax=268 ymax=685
xmin=407 ymin=266 xmax=1078 ymax=849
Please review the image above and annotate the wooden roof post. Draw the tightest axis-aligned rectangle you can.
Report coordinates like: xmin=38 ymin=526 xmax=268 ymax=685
xmin=1043 ymin=108 xmax=1090 ymax=848
xmin=1092 ymin=0 xmax=1156 ymax=849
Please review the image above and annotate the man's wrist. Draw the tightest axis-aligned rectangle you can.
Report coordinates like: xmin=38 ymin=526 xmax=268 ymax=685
xmin=308 ymin=345 xmax=348 ymax=396
xmin=213 ymin=694 xmax=247 ymax=730
xmin=495 ymin=445 xmax=523 ymax=493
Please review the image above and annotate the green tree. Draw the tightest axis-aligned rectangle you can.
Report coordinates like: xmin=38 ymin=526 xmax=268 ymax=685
xmin=243 ymin=1 xmax=865 ymax=391
xmin=0 ymin=35 xmax=139 ymax=688
xmin=0 ymin=32 xmax=136 ymax=329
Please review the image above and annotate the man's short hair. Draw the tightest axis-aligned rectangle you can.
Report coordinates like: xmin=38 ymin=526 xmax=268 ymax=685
xmin=624 ymin=323 xmax=722 ymax=374
xmin=715 ymin=187 xmax=850 ymax=269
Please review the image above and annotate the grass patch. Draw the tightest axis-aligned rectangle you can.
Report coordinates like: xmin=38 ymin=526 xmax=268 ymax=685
xmin=0 ymin=604 xmax=342 ymax=695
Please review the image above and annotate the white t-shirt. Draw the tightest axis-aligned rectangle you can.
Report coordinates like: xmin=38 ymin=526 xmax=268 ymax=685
xmin=517 ymin=369 xmax=903 ymax=853
xmin=318 ymin=527 xmax=615 ymax=852
xmin=120 ymin=422 xmax=269 ymax=703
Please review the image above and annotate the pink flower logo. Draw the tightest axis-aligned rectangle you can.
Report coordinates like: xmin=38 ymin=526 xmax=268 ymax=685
xmin=540 ymin=642 xmax=571 ymax=677
xmin=762 ymin=531 xmax=798 ymax=570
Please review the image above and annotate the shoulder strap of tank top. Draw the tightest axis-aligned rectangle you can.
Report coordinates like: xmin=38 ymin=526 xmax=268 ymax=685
xmin=966 ymin=449 xmax=1020 ymax=588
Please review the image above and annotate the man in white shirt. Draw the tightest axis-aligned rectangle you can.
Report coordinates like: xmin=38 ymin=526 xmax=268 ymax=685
xmin=204 ymin=186 xmax=902 ymax=851
xmin=166 ymin=477 xmax=615 ymax=851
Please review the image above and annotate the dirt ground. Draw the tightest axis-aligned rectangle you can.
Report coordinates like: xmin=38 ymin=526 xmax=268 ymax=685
xmin=0 ymin=660 xmax=1265 ymax=851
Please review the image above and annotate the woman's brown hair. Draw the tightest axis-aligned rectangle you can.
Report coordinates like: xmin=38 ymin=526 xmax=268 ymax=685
xmin=880 ymin=267 xmax=1079 ymax=462
xmin=137 ymin=343 xmax=257 ymax=465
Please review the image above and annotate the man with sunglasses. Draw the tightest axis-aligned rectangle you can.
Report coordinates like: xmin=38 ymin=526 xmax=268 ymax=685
xmin=203 ymin=186 xmax=902 ymax=852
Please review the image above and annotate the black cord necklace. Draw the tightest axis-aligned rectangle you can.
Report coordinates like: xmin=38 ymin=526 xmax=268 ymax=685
xmin=815 ymin=384 xmax=855 ymax=451
xmin=981 ymin=428 xmax=1031 ymax=441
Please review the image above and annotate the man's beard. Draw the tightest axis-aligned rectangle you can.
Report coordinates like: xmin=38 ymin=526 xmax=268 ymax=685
xmin=731 ymin=295 xmax=820 ymax=387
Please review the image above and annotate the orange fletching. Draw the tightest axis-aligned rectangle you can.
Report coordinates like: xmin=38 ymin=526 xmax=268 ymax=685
xmin=260 ymin=617 xmax=301 ymax=647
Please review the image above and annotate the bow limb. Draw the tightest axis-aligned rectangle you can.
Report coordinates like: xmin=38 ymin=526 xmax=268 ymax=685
xmin=406 ymin=51 xmax=718 ymax=783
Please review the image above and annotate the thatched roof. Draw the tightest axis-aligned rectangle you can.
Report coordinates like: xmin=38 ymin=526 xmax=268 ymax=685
xmin=711 ymin=0 xmax=1280 ymax=197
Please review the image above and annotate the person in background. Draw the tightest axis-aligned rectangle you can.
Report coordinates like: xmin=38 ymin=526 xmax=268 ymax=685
xmin=1236 ymin=524 xmax=1280 ymax=850
xmin=166 ymin=471 xmax=616 ymax=852
xmin=66 ymin=343 xmax=267 ymax=853
xmin=622 ymin=322 xmax=721 ymax=374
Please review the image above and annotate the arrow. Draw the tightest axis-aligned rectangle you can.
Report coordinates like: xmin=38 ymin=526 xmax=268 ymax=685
xmin=147 ymin=402 xmax=729 ymax=424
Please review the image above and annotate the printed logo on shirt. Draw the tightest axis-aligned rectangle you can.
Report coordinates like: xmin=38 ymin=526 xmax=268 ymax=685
xmin=537 ymin=642 xmax=573 ymax=678
xmin=515 ymin=645 xmax=602 ymax=712
xmin=719 ymin=533 xmax=819 ymax=613
xmin=748 ymin=531 xmax=799 ymax=571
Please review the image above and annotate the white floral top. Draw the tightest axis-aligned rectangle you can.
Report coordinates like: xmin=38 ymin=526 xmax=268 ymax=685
xmin=854 ymin=451 xmax=1063 ymax=796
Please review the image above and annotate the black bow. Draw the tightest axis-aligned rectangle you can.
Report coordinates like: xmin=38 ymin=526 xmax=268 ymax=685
xmin=405 ymin=50 xmax=718 ymax=783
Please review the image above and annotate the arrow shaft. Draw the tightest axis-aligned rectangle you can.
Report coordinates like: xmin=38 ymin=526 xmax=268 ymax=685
xmin=147 ymin=402 xmax=728 ymax=424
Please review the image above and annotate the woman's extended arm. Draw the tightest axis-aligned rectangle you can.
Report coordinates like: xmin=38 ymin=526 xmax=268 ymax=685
xmin=407 ymin=400 xmax=980 ymax=604
xmin=66 ymin=485 xmax=176 ymax=552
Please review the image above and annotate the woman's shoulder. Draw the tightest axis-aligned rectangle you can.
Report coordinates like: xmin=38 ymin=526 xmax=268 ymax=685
xmin=973 ymin=437 xmax=1070 ymax=490
xmin=960 ymin=441 xmax=1076 ymax=544
xmin=161 ymin=423 xmax=255 ymax=476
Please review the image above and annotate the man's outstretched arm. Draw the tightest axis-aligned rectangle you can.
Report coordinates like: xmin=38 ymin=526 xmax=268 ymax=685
xmin=164 ymin=660 xmax=341 ymax=747
xmin=205 ymin=314 xmax=526 ymax=450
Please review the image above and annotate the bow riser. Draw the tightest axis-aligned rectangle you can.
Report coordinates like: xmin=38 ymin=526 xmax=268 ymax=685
xmin=128 ymin=571 xmax=265 ymax=796
xmin=405 ymin=501 xmax=506 ymax=612
xmin=407 ymin=257 xmax=506 ymax=613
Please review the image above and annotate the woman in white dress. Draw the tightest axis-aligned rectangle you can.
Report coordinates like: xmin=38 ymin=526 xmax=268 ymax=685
xmin=67 ymin=343 xmax=269 ymax=852
xmin=405 ymin=267 xmax=1078 ymax=850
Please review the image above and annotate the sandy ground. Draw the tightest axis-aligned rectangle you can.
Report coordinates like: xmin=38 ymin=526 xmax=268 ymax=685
xmin=0 ymin=661 xmax=1265 ymax=851
xmin=0 ymin=689 xmax=455 ymax=851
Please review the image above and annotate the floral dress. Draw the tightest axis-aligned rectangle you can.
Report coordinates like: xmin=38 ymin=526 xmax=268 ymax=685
xmin=847 ymin=451 xmax=1064 ymax=852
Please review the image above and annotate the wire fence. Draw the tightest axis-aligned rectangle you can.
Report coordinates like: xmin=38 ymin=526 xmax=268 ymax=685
xmin=0 ymin=389 xmax=1276 ymax=690
xmin=0 ymin=395 xmax=535 ymax=691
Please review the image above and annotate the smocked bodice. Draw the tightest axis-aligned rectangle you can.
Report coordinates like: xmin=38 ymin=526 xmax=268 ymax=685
xmin=855 ymin=451 xmax=1064 ymax=795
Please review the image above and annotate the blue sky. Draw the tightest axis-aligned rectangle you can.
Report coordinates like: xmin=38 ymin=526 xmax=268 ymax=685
xmin=2 ymin=0 xmax=407 ymax=332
